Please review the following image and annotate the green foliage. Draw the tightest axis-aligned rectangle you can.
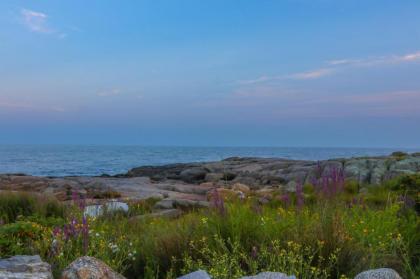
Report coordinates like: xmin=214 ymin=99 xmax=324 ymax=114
xmin=343 ymin=180 xmax=359 ymax=195
xmin=127 ymin=197 xmax=161 ymax=216
xmin=180 ymin=235 xmax=338 ymax=279
xmin=0 ymin=220 xmax=52 ymax=257
xmin=0 ymin=191 xmax=65 ymax=224
xmin=383 ymin=174 xmax=420 ymax=213
xmin=0 ymin=174 xmax=419 ymax=279
xmin=391 ymin=151 xmax=408 ymax=160
xmin=91 ymin=190 xmax=122 ymax=199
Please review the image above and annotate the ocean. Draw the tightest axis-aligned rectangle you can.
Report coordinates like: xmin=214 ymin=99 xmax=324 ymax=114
xmin=0 ymin=145 xmax=418 ymax=177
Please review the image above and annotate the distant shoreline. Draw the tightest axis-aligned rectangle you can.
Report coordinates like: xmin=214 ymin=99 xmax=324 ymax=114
xmin=0 ymin=145 xmax=419 ymax=177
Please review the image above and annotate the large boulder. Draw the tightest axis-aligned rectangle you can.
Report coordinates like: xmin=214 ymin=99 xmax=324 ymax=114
xmin=354 ymin=268 xmax=402 ymax=279
xmin=61 ymin=256 xmax=125 ymax=279
xmin=83 ymin=201 xmax=128 ymax=217
xmin=241 ymin=272 xmax=296 ymax=279
xmin=0 ymin=255 xmax=53 ymax=279
xmin=179 ymin=168 xmax=208 ymax=183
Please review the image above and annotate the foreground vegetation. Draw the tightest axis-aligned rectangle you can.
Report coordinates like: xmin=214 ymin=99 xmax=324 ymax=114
xmin=0 ymin=173 xmax=419 ymax=279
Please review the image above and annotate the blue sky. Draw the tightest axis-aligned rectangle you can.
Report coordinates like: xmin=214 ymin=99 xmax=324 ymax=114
xmin=1 ymin=0 xmax=420 ymax=147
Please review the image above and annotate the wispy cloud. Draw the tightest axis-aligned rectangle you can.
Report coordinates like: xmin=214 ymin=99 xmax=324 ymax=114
xmin=21 ymin=9 xmax=51 ymax=33
xmin=399 ymin=51 xmax=420 ymax=62
xmin=0 ymin=100 xmax=66 ymax=112
xmin=287 ymin=68 xmax=333 ymax=80
xmin=20 ymin=8 xmax=67 ymax=38
xmin=237 ymin=68 xmax=333 ymax=85
xmin=327 ymin=51 xmax=420 ymax=66
xmin=240 ymin=50 xmax=420 ymax=85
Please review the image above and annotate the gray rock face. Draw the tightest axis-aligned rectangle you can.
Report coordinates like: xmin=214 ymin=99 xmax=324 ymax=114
xmin=1 ymin=154 xmax=419 ymax=203
xmin=61 ymin=256 xmax=125 ymax=279
xmin=177 ymin=270 xmax=212 ymax=279
xmin=84 ymin=201 xmax=129 ymax=217
xmin=241 ymin=272 xmax=296 ymax=279
xmin=354 ymin=268 xmax=402 ymax=279
xmin=126 ymin=154 xmax=420 ymax=187
xmin=0 ymin=255 xmax=53 ymax=279
xmin=179 ymin=168 xmax=209 ymax=183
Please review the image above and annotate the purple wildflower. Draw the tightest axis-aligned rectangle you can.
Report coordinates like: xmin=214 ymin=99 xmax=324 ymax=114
xmin=82 ymin=216 xmax=89 ymax=255
xmin=210 ymin=189 xmax=226 ymax=215
xmin=251 ymin=246 xmax=258 ymax=259
xmin=280 ymin=193 xmax=291 ymax=207
xmin=296 ymin=181 xmax=304 ymax=209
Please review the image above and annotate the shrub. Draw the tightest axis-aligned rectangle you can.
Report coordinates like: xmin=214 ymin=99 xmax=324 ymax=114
xmin=0 ymin=192 xmax=65 ymax=224
xmin=391 ymin=151 xmax=408 ymax=161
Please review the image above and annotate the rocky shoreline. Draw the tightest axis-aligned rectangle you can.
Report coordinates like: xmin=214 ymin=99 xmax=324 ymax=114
xmin=1 ymin=153 xmax=419 ymax=204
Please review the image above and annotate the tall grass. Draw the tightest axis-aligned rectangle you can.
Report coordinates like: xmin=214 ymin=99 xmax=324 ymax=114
xmin=0 ymin=174 xmax=419 ymax=278
xmin=0 ymin=191 xmax=66 ymax=224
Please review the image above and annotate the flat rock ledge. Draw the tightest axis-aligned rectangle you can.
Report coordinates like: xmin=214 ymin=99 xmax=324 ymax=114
xmin=0 ymin=154 xmax=419 ymax=213
xmin=127 ymin=154 xmax=420 ymax=187
xmin=0 ymin=255 xmax=53 ymax=279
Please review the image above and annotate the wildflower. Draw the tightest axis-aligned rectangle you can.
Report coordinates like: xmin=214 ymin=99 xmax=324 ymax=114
xmin=260 ymin=217 xmax=266 ymax=225
xmin=210 ymin=189 xmax=226 ymax=215
xmin=251 ymin=246 xmax=258 ymax=259
xmin=279 ymin=194 xmax=290 ymax=207
xmin=295 ymin=181 xmax=304 ymax=209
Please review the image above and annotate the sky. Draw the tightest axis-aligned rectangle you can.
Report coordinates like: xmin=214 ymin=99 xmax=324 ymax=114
xmin=1 ymin=0 xmax=420 ymax=147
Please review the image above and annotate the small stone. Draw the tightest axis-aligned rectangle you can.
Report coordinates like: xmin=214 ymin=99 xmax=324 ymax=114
xmin=177 ymin=270 xmax=212 ymax=279
xmin=354 ymin=268 xmax=402 ymax=279
xmin=241 ymin=271 xmax=296 ymax=279
xmin=61 ymin=256 xmax=125 ymax=279
xmin=154 ymin=199 xmax=175 ymax=209
xmin=232 ymin=183 xmax=250 ymax=193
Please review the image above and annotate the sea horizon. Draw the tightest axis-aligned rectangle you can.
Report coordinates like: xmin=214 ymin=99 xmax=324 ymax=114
xmin=1 ymin=144 xmax=419 ymax=177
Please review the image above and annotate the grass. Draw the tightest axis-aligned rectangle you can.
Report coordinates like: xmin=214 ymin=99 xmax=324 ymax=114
xmin=0 ymin=191 xmax=66 ymax=224
xmin=0 ymin=174 xmax=419 ymax=279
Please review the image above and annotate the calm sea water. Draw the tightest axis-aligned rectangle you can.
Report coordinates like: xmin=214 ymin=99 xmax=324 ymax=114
xmin=0 ymin=145 xmax=418 ymax=177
